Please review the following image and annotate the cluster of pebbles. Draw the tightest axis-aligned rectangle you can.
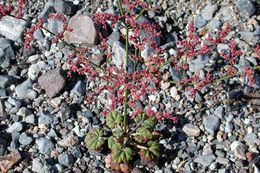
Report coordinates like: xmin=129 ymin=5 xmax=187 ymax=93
xmin=0 ymin=0 xmax=259 ymax=173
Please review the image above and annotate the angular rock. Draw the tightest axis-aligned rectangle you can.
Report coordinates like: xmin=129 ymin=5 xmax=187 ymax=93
xmin=0 ymin=16 xmax=27 ymax=41
xmin=202 ymin=5 xmax=218 ymax=21
xmin=28 ymin=61 xmax=47 ymax=80
xmin=38 ymin=112 xmax=53 ymax=125
xmin=107 ymin=30 xmax=121 ymax=46
xmin=58 ymin=153 xmax=74 ymax=167
xmin=194 ymin=14 xmax=207 ymax=29
xmin=32 ymin=158 xmax=51 ymax=173
xmin=70 ymin=80 xmax=85 ymax=97
xmin=46 ymin=18 xmax=64 ymax=35
xmin=194 ymin=154 xmax=216 ymax=167
xmin=39 ymin=0 xmax=55 ymax=21
xmin=18 ymin=133 xmax=33 ymax=145
xmin=189 ymin=55 xmax=209 ymax=73
xmin=182 ymin=123 xmax=201 ymax=137
xmin=57 ymin=133 xmax=79 ymax=147
xmin=38 ymin=68 xmax=66 ymax=98
xmin=37 ymin=137 xmax=55 ymax=154
xmin=203 ymin=115 xmax=220 ymax=135
xmin=0 ymin=150 xmax=21 ymax=173
xmin=54 ymin=0 xmax=76 ymax=16
xmin=236 ymin=0 xmax=255 ymax=16
xmin=64 ymin=14 xmax=97 ymax=46
xmin=6 ymin=122 xmax=23 ymax=133
xmin=15 ymin=79 xmax=34 ymax=99
xmin=0 ymin=38 xmax=15 ymax=68
xmin=230 ymin=141 xmax=247 ymax=160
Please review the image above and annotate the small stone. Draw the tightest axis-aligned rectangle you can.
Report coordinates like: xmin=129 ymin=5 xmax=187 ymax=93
xmin=70 ymin=80 xmax=85 ymax=97
xmin=0 ymin=75 xmax=12 ymax=88
xmin=107 ymin=30 xmax=121 ymax=46
xmin=24 ymin=114 xmax=35 ymax=124
xmin=37 ymin=137 xmax=55 ymax=154
xmin=244 ymin=133 xmax=260 ymax=145
xmin=57 ymin=133 xmax=79 ymax=147
xmin=217 ymin=44 xmax=229 ymax=54
xmin=189 ymin=55 xmax=209 ymax=73
xmin=194 ymin=14 xmax=207 ymax=29
xmin=38 ymin=112 xmax=53 ymax=125
xmin=0 ymin=38 xmax=15 ymax=68
xmin=209 ymin=19 xmax=221 ymax=30
xmin=38 ymin=68 xmax=66 ymax=98
xmin=194 ymin=154 xmax=216 ymax=167
xmin=0 ymin=150 xmax=21 ymax=173
xmin=202 ymin=5 xmax=218 ymax=21
xmin=228 ymin=90 xmax=243 ymax=100
xmin=202 ymin=144 xmax=213 ymax=155
xmin=50 ymin=164 xmax=64 ymax=173
xmin=6 ymin=122 xmax=23 ymax=133
xmin=214 ymin=106 xmax=224 ymax=119
xmin=0 ymin=16 xmax=27 ymax=41
xmin=64 ymin=14 xmax=98 ymax=46
xmin=46 ymin=18 xmax=64 ymax=35
xmin=15 ymin=79 xmax=33 ymax=99
xmin=224 ymin=122 xmax=234 ymax=133
xmin=18 ymin=133 xmax=33 ymax=145
xmin=230 ymin=141 xmax=247 ymax=160
xmin=32 ymin=158 xmax=51 ymax=173
xmin=170 ymin=86 xmax=180 ymax=101
xmin=58 ymin=153 xmax=74 ymax=167
xmin=236 ymin=0 xmax=255 ymax=16
xmin=203 ymin=115 xmax=220 ymax=135
xmin=112 ymin=41 xmax=127 ymax=69
xmin=54 ymin=0 xmax=76 ymax=16
xmin=28 ymin=61 xmax=47 ymax=80
xmin=182 ymin=124 xmax=201 ymax=137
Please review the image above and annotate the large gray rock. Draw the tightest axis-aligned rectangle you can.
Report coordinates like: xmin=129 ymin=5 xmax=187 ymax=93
xmin=64 ymin=14 xmax=97 ymax=46
xmin=236 ymin=0 xmax=255 ymax=16
xmin=0 ymin=38 xmax=15 ymax=68
xmin=0 ymin=16 xmax=27 ymax=41
xmin=15 ymin=79 xmax=37 ymax=99
xmin=38 ymin=68 xmax=66 ymax=98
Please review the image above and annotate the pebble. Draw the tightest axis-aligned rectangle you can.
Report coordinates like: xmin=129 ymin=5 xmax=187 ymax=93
xmin=32 ymin=158 xmax=51 ymax=173
xmin=6 ymin=122 xmax=23 ymax=133
xmin=38 ymin=68 xmax=66 ymax=98
xmin=194 ymin=14 xmax=207 ymax=29
xmin=15 ymin=79 xmax=34 ymax=99
xmin=194 ymin=154 xmax=216 ymax=167
xmin=58 ymin=153 xmax=74 ymax=167
xmin=70 ymin=80 xmax=85 ymax=97
xmin=230 ymin=141 xmax=247 ymax=160
xmin=18 ymin=133 xmax=33 ymax=145
xmin=182 ymin=123 xmax=201 ymax=137
xmin=0 ymin=38 xmax=15 ymax=68
xmin=36 ymin=137 xmax=55 ymax=154
xmin=53 ymin=0 xmax=76 ymax=16
xmin=203 ymin=115 xmax=221 ymax=135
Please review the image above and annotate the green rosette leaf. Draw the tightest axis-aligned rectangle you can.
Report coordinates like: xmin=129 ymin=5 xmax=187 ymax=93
xmin=85 ymin=128 xmax=105 ymax=151
xmin=106 ymin=111 xmax=123 ymax=128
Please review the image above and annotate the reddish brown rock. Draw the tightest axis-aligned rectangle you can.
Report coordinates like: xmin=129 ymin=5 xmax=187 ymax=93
xmin=0 ymin=150 xmax=21 ymax=173
xmin=38 ymin=68 xmax=66 ymax=98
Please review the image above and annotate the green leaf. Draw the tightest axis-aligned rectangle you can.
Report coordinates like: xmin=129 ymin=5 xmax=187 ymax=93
xmin=108 ymin=136 xmax=121 ymax=150
xmin=112 ymin=128 xmax=124 ymax=138
xmin=111 ymin=147 xmax=133 ymax=163
xmin=134 ymin=113 xmax=157 ymax=130
xmin=85 ymin=128 xmax=105 ymax=151
xmin=134 ymin=127 xmax=153 ymax=143
xmin=140 ymin=141 xmax=160 ymax=161
xmin=106 ymin=111 xmax=123 ymax=128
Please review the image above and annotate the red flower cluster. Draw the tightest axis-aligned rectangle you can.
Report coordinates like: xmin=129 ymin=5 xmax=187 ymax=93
xmin=0 ymin=4 xmax=13 ymax=19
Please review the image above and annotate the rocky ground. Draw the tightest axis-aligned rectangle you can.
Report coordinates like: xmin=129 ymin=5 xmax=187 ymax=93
xmin=0 ymin=0 xmax=260 ymax=173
